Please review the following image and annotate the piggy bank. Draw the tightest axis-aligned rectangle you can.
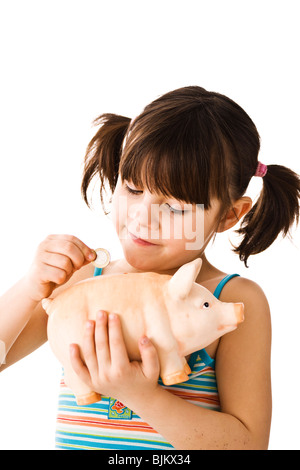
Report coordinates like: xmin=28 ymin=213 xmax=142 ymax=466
xmin=42 ymin=258 xmax=244 ymax=405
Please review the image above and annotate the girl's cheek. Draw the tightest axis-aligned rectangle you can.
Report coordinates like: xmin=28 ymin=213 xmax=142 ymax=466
xmin=180 ymin=210 xmax=207 ymax=251
xmin=111 ymin=200 xmax=119 ymax=232
xmin=111 ymin=191 xmax=128 ymax=232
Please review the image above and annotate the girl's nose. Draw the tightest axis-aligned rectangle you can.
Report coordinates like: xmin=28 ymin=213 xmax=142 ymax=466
xmin=128 ymin=197 xmax=160 ymax=235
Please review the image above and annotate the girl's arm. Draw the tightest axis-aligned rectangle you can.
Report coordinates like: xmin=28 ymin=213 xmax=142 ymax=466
xmin=70 ymin=277 xmax=272 ymax=450
xmin=0 ymin=235 xmax=95 ymax=370
xmin=0 ymin=298 xmax=48 ymax=370
xmin=0 ymin=278 xmax=42 ymax=366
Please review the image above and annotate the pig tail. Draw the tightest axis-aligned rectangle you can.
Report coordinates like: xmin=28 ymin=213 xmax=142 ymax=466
xmin=234 ymin=164 xmax=300 ymax=267
xmin=81 ymin=113 xmax=131 ymax=212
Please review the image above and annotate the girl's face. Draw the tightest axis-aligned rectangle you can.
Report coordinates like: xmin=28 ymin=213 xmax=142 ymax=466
xmin=111 ymin=176 xmax=222 ymax=273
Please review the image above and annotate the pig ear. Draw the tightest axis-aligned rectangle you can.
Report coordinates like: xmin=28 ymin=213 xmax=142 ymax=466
xmin=168 ymin=258 xmax=202 ymax=300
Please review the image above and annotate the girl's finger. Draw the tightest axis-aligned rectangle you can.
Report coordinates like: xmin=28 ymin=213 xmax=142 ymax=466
xmin=69 ymin=343 xmax=92 ymax=387
xmin=45 ymin=239 xmax=85 ymax=270
xmin=82 ymin=320 xmax=99 ymax=376
xmin=41 ymin=252 xmax=74 ymax=276
xmin=94 ymin=311 xmax=111 ymax=366
xmin=139 ymin=336 xmax=160 ymax=381
xmin=47 ymin=234 xmax=95 ymax=259
xmin=45 ymin=235 xmax=96 ymax=269
xmin=107 ymin=313 xmax=129 ymax=367
xmin=39 ymin=263 xmax=70 ymax=286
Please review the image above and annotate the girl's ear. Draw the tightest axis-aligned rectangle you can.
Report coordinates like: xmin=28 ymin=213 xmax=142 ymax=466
xmin=217 ymin=197 xmax=252 ymax=232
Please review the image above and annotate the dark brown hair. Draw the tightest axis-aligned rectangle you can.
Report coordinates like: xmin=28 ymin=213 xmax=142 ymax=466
xmin=81 ymin=86 xmax=300 ymax=266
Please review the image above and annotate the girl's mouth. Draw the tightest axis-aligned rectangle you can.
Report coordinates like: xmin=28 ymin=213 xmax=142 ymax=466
xmin=129 ymin=232 xmax=158 ymax=247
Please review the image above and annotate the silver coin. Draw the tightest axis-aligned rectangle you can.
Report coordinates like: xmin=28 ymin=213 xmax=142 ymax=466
xmin=92 ymin=248 xmax=111 ymax=268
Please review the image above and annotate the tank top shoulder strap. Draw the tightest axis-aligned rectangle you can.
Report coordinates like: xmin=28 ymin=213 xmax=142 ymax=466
xmin=93 ymin=267 xmax=103 ymax=277
xmin=213 ymin=273 xmax=240 ymax=299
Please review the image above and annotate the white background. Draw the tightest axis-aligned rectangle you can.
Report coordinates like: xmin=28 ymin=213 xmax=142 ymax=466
xmin=0 ymin=0 xmax=299 ymax=450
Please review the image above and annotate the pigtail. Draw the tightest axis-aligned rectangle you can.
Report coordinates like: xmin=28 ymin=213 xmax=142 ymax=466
xmin=81 ymin=113 xmax=131 ymax=212
xmin=234 ymin=164 xmax=300 ymax=267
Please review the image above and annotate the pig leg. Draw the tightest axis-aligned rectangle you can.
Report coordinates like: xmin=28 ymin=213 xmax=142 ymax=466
xmin=182 ymin=356 xmax=192 ymax=375
xmin=63 ymin=366 xmax=102 ymax=406
xmin=144 ymin=306 xmax=191 ymax=385
xmin=151 ymin=339 xmax=191 ymax=386
xmin=158 ymin=349 xmax=191 ymax=385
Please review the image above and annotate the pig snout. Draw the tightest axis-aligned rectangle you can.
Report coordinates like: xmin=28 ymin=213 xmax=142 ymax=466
xmin=234 ymin=303 xmax=244 ymax=324
xmin=217 ymin=302 xmax=244 ymax=332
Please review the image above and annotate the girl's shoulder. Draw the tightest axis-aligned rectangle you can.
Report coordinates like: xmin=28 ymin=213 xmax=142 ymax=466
xmin=218 ymin=275 xmax=269 ymax=306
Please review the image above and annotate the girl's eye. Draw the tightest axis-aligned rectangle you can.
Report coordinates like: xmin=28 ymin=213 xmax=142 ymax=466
xmin=165 ymin=203 xmax=186 ymax=215
xmin=124 ymin=183 xmax=186 ymax=215
xmin=124 ymin=184 xmax=143 ymax=195
xmin=203 ymin=302 xmax=210 ymax=308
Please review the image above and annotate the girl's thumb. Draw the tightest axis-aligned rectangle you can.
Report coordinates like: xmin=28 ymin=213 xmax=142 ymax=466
xmin=139 ymin=336 xmax=160 ymax=380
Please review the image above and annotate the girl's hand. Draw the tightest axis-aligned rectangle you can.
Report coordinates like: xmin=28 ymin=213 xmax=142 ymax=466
xmin=25 ymin=234 xmax=96 ymax=302
xmin=69 ymin=311 xmax=160 ymax=406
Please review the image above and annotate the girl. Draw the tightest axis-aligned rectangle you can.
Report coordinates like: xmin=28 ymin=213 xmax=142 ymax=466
xmin=0 ymin=86 xmax=299 ymax=450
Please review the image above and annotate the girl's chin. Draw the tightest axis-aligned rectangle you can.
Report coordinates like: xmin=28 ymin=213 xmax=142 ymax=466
xmin=121 ymin=243 xmax=163 ymax=272
xmin=122 ymin=251 xmax=155 ymax=272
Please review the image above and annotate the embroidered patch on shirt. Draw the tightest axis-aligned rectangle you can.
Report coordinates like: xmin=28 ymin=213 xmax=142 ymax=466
xmin=108 ymin=398 xmax=132 ymax=420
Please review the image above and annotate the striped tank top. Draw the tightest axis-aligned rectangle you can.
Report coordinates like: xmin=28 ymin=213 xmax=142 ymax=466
xmin=55 ymin=270 xmax=239 ymax=450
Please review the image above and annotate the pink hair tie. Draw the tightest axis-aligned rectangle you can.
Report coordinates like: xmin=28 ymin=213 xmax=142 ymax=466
xmin=255 ymin=161 xmax=268 ymax=178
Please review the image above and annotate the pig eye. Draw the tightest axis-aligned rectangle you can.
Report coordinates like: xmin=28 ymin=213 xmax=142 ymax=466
xmin=203 ymin=302 xmax=210 ymax=308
